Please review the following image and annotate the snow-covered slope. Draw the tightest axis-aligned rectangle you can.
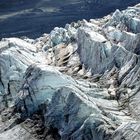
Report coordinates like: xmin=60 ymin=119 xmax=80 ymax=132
xmin=0 ymin=3 xmax=140 ymax=140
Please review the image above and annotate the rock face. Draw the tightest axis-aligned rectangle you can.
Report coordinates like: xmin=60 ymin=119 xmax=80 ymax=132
xmin=0 ymin=4 xmax=140 ymax=140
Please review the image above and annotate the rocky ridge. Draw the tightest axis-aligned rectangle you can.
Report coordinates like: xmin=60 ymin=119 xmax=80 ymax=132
xmin=0 ymin=3 xmax=140 ymax=140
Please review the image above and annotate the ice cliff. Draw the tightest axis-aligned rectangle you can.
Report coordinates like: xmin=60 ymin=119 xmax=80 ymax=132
xmin=0 ymin=4 xmax=140 ymax=140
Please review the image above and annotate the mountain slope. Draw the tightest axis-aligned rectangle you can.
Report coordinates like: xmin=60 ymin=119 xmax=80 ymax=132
xmin=0 ymin=3 xmax=140 ymax=140
xmin=0 ymin=0 xmax=140 ymax=38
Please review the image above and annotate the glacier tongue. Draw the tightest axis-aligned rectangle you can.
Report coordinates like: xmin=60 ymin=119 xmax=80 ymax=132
xmin=0 ymin=4 xmax=140 ymax=140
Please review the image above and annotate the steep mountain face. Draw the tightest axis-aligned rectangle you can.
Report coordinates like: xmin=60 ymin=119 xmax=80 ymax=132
xmin=0 ymin=0 xmax=140 ymax=39
xmin=0 ymin=3 xmax=140 ymax=140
